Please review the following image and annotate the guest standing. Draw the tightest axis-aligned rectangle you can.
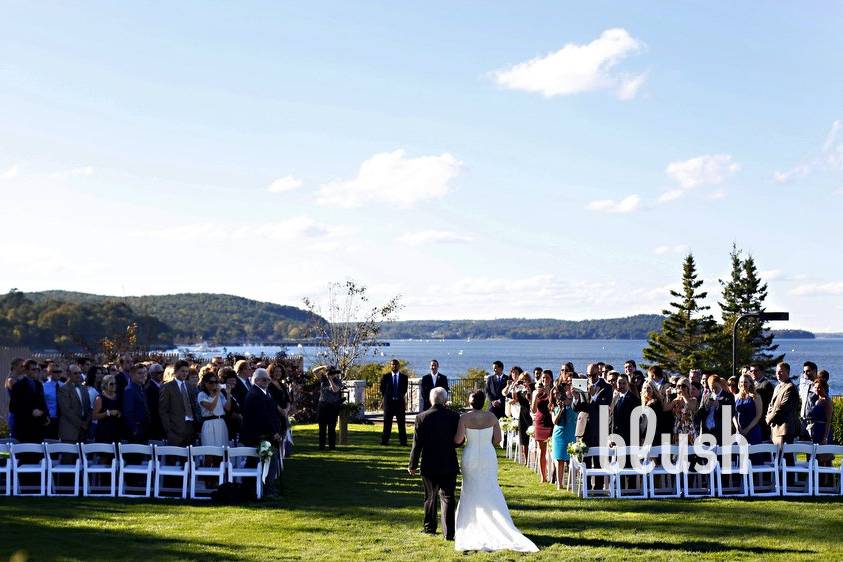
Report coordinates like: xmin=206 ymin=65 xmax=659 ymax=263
xmin=198 ymin=371 xmax=230 ymax=447
xmin=316 ymin=366 xmax=343 ymax=450
xmin=159 ymin=360 xmax=198 ymax=446
xmin=485 ymin=361 xmax=509 ymax=419
xmin=9 ymin=360 xmax=49 ymax=443
xmin=57 ymin=364 xmax=90 ymax=443
xmin=550 ymin=377 xmax=577 ymax=490
xmin=765 ymin=362 xmax=800 ymax=448
xmin=380 ymin=360 xmax=408 ymax=446
xmin=508 ymin=371 xmax=533 ymax=465
xmin=420 ymin=359 xmax=450 ymax=411
xmin=665 ymin=377 xmax=698 ymax=444
xmin=807 ymin=379 xmax=832 ymax=445
xmin=532 ymin=370 xmax=554 ymax=483
xmin=122 ymin=364 xmax=151 ymax=443
xmin=733 ymin=374 xmax=763 ymax=447
xmin=93 ymin=374 xmax=122 ymax=443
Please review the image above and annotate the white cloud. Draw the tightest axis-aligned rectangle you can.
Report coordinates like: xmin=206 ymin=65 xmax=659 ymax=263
xmin=398 ymin=230 xmax=474 ymax=246
xmin=775 ymin=120 xmax=843 ymax=183
xmin=657 ymin=189 xmax=684 ymax=203
xmin=666 ymin=154 xmax=740 ymax=189
xmin=317 ymin=149 xmax=462 ymax=208
xmin=1 ymin=164 xmax=20 ymax=179
xmin=653 ymin=244 xmax=688 ymax=255
xmin=267 ymin=175 xmax=303 ymax=193
xmin=148 ymin=216 xmax=346 ymax=243
xmin=791 ymin=282 xmax=843 ymax=296
xmin=49 ymin=166 xmax=94 ymax=179
xmin=586 ymin=194 xmax=640 ymax=213
xmin=492 ymin=28 xmax=647 ymax=100
xmin=761 ymin=269 xmax=783 ymax=281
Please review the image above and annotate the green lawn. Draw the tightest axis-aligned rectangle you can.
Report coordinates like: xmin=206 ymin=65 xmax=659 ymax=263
xmin=1 ymin=424 xmax=842 ymax=561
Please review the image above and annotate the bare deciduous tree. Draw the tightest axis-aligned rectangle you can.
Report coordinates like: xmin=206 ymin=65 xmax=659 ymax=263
xmin=303 ymin=280 xmax=402 ymax=378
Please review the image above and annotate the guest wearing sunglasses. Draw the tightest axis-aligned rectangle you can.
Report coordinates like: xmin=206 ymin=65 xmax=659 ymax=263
xmin=198 ymin=371 xmax=231 ymax=447
xmin=93 ymin=374 xmax=122 ymax=443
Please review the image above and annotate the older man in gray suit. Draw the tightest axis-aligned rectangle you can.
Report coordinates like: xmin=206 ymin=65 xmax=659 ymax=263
xmin=57 ymin=364 xmax=91 ymax=442
xmin=159 ymin=360 xmax=198 ymax=446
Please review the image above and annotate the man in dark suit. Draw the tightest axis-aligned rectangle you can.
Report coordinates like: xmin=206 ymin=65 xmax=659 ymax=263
xmin=610 ymin=373 xmax=637 ymax=446
xmin=380 ymin=359 xmax=409 ymax=445
xmin=115 ymin=353 xmax=132 ymax=405
xmin=57 ymin=364 xmax=90 ymax=443
xmin=240 ymin=368 xmax=282 ymax=497
xmin=159 ymin=360 xmax=197 ymax=446
xmin=123 ymin=363 xmax=151 ymax=443
xmin=484 ymin=360 xmax=508 ymax=419
xmin=9 ymin=360 xmax=49 ymax=443
xmin=408 ymin=387 xmax=460 ymax=540
xmin=576 ymin=363 xmax=614 ymax=448
xmin=696 ymin=375 xmax=736 ymax=445
xmin=145 ymin=363 xmax=165 ymax=440
xmin=750 ymin=363 xmax=775 ymax=441
xmin=420 ymin=359 xmax=450 ymax=412
xmin=231 ymin=359 xmax=253 ymax=407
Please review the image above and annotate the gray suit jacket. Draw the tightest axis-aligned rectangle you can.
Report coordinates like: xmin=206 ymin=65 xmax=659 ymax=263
xmin=57 ymin=383 xmax=90 ymax=442
xmin=159 ymin=380 xmax=197 ymax=446
xmin=765 ymin=381 xmax=800 ymax=443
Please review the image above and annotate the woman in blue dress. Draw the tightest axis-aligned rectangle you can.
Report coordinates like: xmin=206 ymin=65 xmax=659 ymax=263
xmin=733 ymin=375 xmax=763 ymax=459
xmin=550 ymin=376 xmax=577 ymax=491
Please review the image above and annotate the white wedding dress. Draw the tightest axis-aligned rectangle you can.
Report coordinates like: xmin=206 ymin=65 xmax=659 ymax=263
xmin=454 ymin=426 xmax=539 ymax=553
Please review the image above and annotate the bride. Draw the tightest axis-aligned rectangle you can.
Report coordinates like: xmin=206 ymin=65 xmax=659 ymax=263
xmin=453 ymin=390 xmax=539 ymax=553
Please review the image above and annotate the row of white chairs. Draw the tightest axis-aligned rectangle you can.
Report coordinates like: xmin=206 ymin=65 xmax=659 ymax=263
xmin=0 ymin=442 xmax=272 ymax=500
xmin=568 ymin=442 xmax=843 ymax=499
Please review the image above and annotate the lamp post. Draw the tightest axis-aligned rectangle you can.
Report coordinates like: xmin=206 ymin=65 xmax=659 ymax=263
xmin=731 ymin=311 xmax=790 ymax=376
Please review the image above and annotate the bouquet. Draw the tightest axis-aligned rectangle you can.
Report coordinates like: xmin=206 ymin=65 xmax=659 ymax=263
xmin=567 ymin=439 xmax=588 ymax=462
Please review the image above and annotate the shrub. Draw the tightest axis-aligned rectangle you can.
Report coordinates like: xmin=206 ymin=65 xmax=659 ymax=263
xmin=832 ymin=396 xmax=843 ymax=445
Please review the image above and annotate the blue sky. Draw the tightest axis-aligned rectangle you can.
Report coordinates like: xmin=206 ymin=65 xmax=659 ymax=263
xmin=2 ymin=2 xmax=842 ymax=330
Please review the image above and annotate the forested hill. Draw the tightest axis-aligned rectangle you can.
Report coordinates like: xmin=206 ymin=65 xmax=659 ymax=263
xmin=26 ymin=291 xmax=315 ymax=343
xmin=379 ymin=315 xmax=666 ymax=339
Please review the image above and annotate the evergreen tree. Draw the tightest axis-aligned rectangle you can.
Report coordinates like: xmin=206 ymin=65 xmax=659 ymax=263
xmin=716 ymin=245 xmax=784 ymax=375
xmin=643 ymin=253 xmax=718 ymax=373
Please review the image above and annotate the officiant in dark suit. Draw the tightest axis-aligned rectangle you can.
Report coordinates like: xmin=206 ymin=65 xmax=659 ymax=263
xmin=485 ymin=361 xmax=509 ymax=419
xmin=380 ymin=359 xmax=409 ymax=445
xmin=408 ymin=387 xmax=460 ymax=540
xmin=420 ymin=359 xmax=450 ymax=411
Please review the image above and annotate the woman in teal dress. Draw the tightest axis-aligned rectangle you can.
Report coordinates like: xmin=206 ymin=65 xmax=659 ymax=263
xmin=551 ymin=377 xmax=577 ymax=491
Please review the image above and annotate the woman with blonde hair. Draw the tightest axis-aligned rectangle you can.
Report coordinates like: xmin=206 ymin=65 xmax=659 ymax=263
xmin=92 ymin=374 xmax=122 ymax=443
xmin=665 ymin=377 xmax=698 ymax=444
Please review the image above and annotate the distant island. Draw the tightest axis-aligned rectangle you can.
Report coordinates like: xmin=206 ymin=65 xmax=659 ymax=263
xmin=0 ymin=289 xmax=817 ymax=351
xmin=380 ymin=318 xmax=816 ymax=340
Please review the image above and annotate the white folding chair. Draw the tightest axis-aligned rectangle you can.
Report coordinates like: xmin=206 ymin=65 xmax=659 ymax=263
xmin=0 ymin=443 xmax=12 ymax=496
xmin=715 ymin=445 xmax=749 ymax=497
xmin=10 ymin=443 xmax=47 ymax=496
xmin=154 ymin=445 xmax=190 ymax=499
xmin=189 ymin=446 xmax=227 ymax=500
xmin=747 ymin=444 xmax=780 ymax=497
xmin=81 ymin=443 xmax=117 ymax=497
xmin=647 ymin=446 xmax=682 ymax=499
xmin=782 ymin=443 xmax=815 ymax=497
xmin=568 ymin=454 xmax=580 ymax=494
xmin=118 ymin=443 xmax=155 ymax=498
xmin=682 ymin=448 xmax=716 ymax=498
xmin=579 ymin=447 xmax=615 ymax=498
xmin=613 ymin=446 xmax=650 ymax=499
xmin=45 ymin=442 xmax=81 ymax=496
xmin=813 ymin=445 xmax=843 ymax=496
xmin=227 ymin=446 xmax=263 ymax=500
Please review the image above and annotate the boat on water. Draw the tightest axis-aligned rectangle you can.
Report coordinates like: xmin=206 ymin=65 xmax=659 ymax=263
xmin=179 ymin=342 xmax=224 ymax=354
